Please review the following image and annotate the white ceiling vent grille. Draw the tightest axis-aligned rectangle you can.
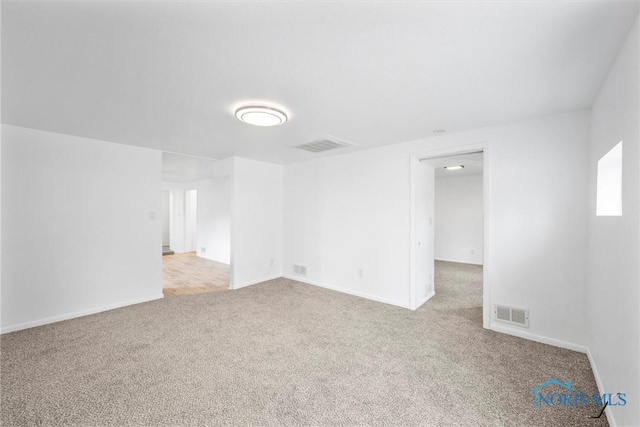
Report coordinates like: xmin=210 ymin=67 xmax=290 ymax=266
xmin=494 ymin=305 xmax=529 ymax=328
xmin=293 ymin=135 xmax=356 ymax=153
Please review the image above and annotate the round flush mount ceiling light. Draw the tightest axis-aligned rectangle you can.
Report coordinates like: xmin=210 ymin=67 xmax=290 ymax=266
xmin=234 ymin=104 xmax=288 ymax=127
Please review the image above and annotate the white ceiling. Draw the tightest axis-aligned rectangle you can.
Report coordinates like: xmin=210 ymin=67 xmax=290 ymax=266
xmin=162 ymin=152 xmax=217 ymax=183
xmin=3 ymin=1 xmax=638 ymax=164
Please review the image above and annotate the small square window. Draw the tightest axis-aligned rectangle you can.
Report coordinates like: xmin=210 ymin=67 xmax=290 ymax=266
xmin=596 ymin=141 xmax=622 ymax=216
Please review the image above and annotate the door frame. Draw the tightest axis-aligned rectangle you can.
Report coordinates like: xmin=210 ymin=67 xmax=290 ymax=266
xmin=409 ymin=142 xmax=491 ymax=329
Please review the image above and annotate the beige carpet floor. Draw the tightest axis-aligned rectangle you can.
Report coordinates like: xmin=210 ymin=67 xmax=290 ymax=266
xmin=1 ymin=262 xmax=606 ymax=426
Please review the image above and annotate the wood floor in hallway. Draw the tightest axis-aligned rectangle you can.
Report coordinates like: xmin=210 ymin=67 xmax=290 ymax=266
xmin=162 ymin=252 xmax=230 ymax=297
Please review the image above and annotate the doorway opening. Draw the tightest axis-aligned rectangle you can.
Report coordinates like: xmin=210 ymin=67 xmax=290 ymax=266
xmin=410 ymin=145 xmax=489 ymax=328
xmin=162 ymin=190 xmax=174 ymax=255
xmin=161 ymin=152 xmax=231 ymax=297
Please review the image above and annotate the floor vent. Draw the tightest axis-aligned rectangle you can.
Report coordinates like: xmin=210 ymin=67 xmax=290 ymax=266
xmin=293 ymin=135 xmax=356 ymax=153
xmin=293 ymin=264 xmax=308 ymax=276
xmin=494 ymin=304 xmax=529 ymax=328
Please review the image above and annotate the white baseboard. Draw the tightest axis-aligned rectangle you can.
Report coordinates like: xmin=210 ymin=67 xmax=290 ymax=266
xmin=231 ymin=274 xmax=281 ymax=290
xmin=587 ymin=348 xmax=617 ymax=426
xmin=1 ymin=293 xmax=164 ymax=334
xmin=489 ymin=323 xmax=587 ymax=353
xmin=411 ymin=291 xmax=435 ymax=310
xmin=283 ymin=275 xmax=410 ymax=309
xmin=435 ymin=257 xmax=483 ymax=266
xmin=196 ymin=252 xmax=230 ymax=265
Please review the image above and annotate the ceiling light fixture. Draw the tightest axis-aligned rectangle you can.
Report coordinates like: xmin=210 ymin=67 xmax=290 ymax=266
xmin=234 ymin=104 xmax=288 ymax=127
xmin=444 ymin=165 xmax=464 ymax=170
xmin=433 ymin=129 xmax=446 ymax=133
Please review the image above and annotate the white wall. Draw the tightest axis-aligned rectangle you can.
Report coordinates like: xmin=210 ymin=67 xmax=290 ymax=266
xmin=1 ymin=125 xmax=163 ymax=333
xmin=284 ymin=147 xmax=412 ymax=307
xmin=162 ymin=183 xmax=190 ymax=253
xmin=587 ymin=15 xmax=639 ymax=427
xmin=284 ymin=110 xmax=589 ymax=348
xmin=161 ymin=190 xmax=170 ymax=246
xmin=196 ymin=177 xmax=231 ymax=264
xmin=231 ymin=157 xmax=283 ymax=289
xmin=1 ymin=5 xmax=3 ymax=330
xmin=185 ymin=189 xmax=197 ymax=252
xmin=411 ymin=159 xmax=435 ymax=309
xmin=163 ymin=173 xmax=232 ymax=264
xmin=435 ymin=174 xmax=483 ymax=265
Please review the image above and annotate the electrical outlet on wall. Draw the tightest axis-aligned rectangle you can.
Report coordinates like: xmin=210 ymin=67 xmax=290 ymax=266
xmin=358 ymin=268 xmax=364 ymax=278
xmin=201 ymin=247 xmax=206 ymax=253
xmin=270 ymin=258 xmax=274 ymax=267
xmin=470 ymin=249 xmax=475 ymax=255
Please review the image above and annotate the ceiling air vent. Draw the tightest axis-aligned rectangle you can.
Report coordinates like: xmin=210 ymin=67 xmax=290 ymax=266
xmin=293 ymin=135 xmax=356 ymax=153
